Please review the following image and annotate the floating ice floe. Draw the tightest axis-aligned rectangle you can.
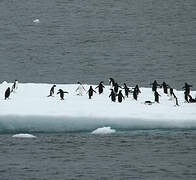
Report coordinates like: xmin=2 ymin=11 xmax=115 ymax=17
xmin=33 ymin=19 xmax=40 ymax=23
xmin=0 ymin=83 xmax=196 ymax=133
xmin=91 ymin=127 xmax=116 ymax=134
xmin=12 ymin=133 xmax=36 ymax=138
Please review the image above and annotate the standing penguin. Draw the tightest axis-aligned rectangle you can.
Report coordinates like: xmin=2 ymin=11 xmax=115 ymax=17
xmin=5 ymin=87 xmax=11 ymax=100
xmin=47 ymin=85 xmax=56 ymax=97
xmin=173 ymin=93 xmax=179 ymax=106
xmin=132 ymin=85 xmax=141 ymax=100
xmin=134 ymin=85 xmax=141 ymax=95
xmin=95 ymin=81 xmax=105 ymax=94
xmin=109 ymin=78 xmax=115 ymax=87
xmin=154 ymin=91 xmax=161 ymax=103
xmin=57 ymin=89 xmax=68 ymax=100
xmin=109 ymin=89 xmax=116 ymax=102
xmin=132 ymin=88 xmax=138 ymax=100
xmin=117 ymin=90 xmax=125 ymax=103
xmin=87 ymin=86 xmax=96 ymax=99
xmin=122 ymin=83 xmax=130 ymax=98
xmin=11 ymin=80 xmax=19 ymax=92
xmin=169 ymin=88 xmax=174 ymax=98
xmin=114 ymin=82 xmax=122 ymax=94
xmin=76 ymin=82 xmax=86 ymax=96
xmin=150 ymin=80 xmax=160 ymax=92
xmin=182 ymin=82 xmax=192 ymax=95
xmin=161 ymin=82 xmax=169 ymax=94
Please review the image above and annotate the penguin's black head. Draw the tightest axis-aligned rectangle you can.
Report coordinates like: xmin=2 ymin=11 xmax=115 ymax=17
xmin=77 ymin=81 xmax=81 ymax=84
xmin=54 ymin=85 xmax=56 ymax=87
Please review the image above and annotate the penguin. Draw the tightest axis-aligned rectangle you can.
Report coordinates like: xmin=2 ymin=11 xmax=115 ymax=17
xmin=154 ymin=91 xmax=161 ymax=103
xmin=173 ymin=93 xmax=179 ymax=106
xmin=188 ymin=95 xmax=196 ymax=103
xmin=11 ymin=80 xmax=18 ymax=92
xmin=169 ymin=87 xmax=175 ymax=100
xmin=122 ymin=83 xmax=130 ymax=98
xmin=150 ymin=80 xmax=160 ymax=92
xmin=109 ymin=78 xmax=115 ymax=87
xmin=5 ymin=87 xmax=11 ymax=100
xmin=47 ymin=85 xmax=56 ymax=97
xmin=161 ymin=82 xmax=169 ymax=94
xmin=114 ymin=82 xmax=121 ymax=94
xmin=131 ymin=85 xmax=141 ymax=100
xmin=182 ymin=82 xmax=192 ymax=95
xmin=57 ymin=89 xmax=68 ymax=100
xmin=95 ymin=81 xmax=105 ymax=94
xmin=76 ymin=82 xmax=86 ymax=96
xmin=87 ymin=86 xmax=96 ymax=99
xmin=133 ymin=88 xmax=138 ymax=100
xmin=117 ymin=90 xmax=125 ymax=103
xmin=134 ymin=85 xmax=141 ymax=95
xmin=144 ymin=101 xmax=154 ymax=105
xmin=109 ymin=89 xmax=116 ymax=102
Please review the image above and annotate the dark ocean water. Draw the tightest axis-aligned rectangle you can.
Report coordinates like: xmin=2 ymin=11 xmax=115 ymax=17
xmin=0 ymin=0 xmax=196 ymax=89
xmin=0 ymin=0 xmax=196 ymax=179
xmin=0 ymin=130 xmax=196 ymax=180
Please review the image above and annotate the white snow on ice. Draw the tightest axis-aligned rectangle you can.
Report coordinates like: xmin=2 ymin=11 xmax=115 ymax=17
xmin=0 ymin=82 xmax=196 ymax=132
xmin=91 ymin=127 xmax=116 ymax=134
xmin=12 ymin=133 xmax=36 ymax=138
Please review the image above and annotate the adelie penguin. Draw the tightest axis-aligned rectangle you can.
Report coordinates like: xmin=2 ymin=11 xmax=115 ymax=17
xmin=87 ymin=86 xmax=96 ymax=99
xmin=76 ymin=82 xmax=86 ymax=96
xmin=182 ymin=82 xmax=192 ymax=95
xmin=95 ymin=81 xmax=105 ymax=94
xmin=117 ymin=90 xmax=125 ymax=103
xmin=47 ymin=85 xmax=56 ymax=97
xmin=11 ymin=80 xmax=18 ymax=92
xmin=109 ymin=89 xmax=116 ymax=102
xmin=109 ymin=78 xmax=115 ymax=87
xmin=169 ymin=87 xmax=175 ymax=100
xmin=161 ymin=82 xmax=169 ymax=94
xmin=154 ymin=91 xmax=161 ymax=103
xmin=173 ymin=93 xmax=179 ymax=106
xmin=150 ymin=80 xmax=160 ymax=92
xmin=57 ymin=89 xmax=68 ymax=100
xmin=132 ymin=85 xmax=141 ymax=100
xmin=114 ymin=82 xmax=121 ymax=94
xmin=5 ymin=87 xmax=11 ymax=100
xmin=122 ymin=83 xmax=130 ymax=98
xmin=132 ymin=88 xmax=138 ymax=100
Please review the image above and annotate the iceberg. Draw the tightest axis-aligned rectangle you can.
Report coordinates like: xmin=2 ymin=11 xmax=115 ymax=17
xmin=12 ymin=133 xmax=36 ymax=138
xmin=91 ymin=127 xmax=116 ymax=134
xmin=0 ymin=82 xmax=196 ymax=133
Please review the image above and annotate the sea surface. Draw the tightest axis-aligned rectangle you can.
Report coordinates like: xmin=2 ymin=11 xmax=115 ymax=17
xmin=0 ymin=0 xmax=196 ymax=179
xmin=0 ymin=130 xmax=196 ymax=180
xmin=0 ymin=0 xmax=196 ymax=89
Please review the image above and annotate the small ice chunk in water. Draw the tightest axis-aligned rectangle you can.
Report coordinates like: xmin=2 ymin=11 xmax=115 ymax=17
xmin=12 ymin=133 xmax=36 ymax=138
xmin=91 ymin=127 xmax=116 ymax=134
xmin=33 ymin=19 xmax=40 ymax=23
